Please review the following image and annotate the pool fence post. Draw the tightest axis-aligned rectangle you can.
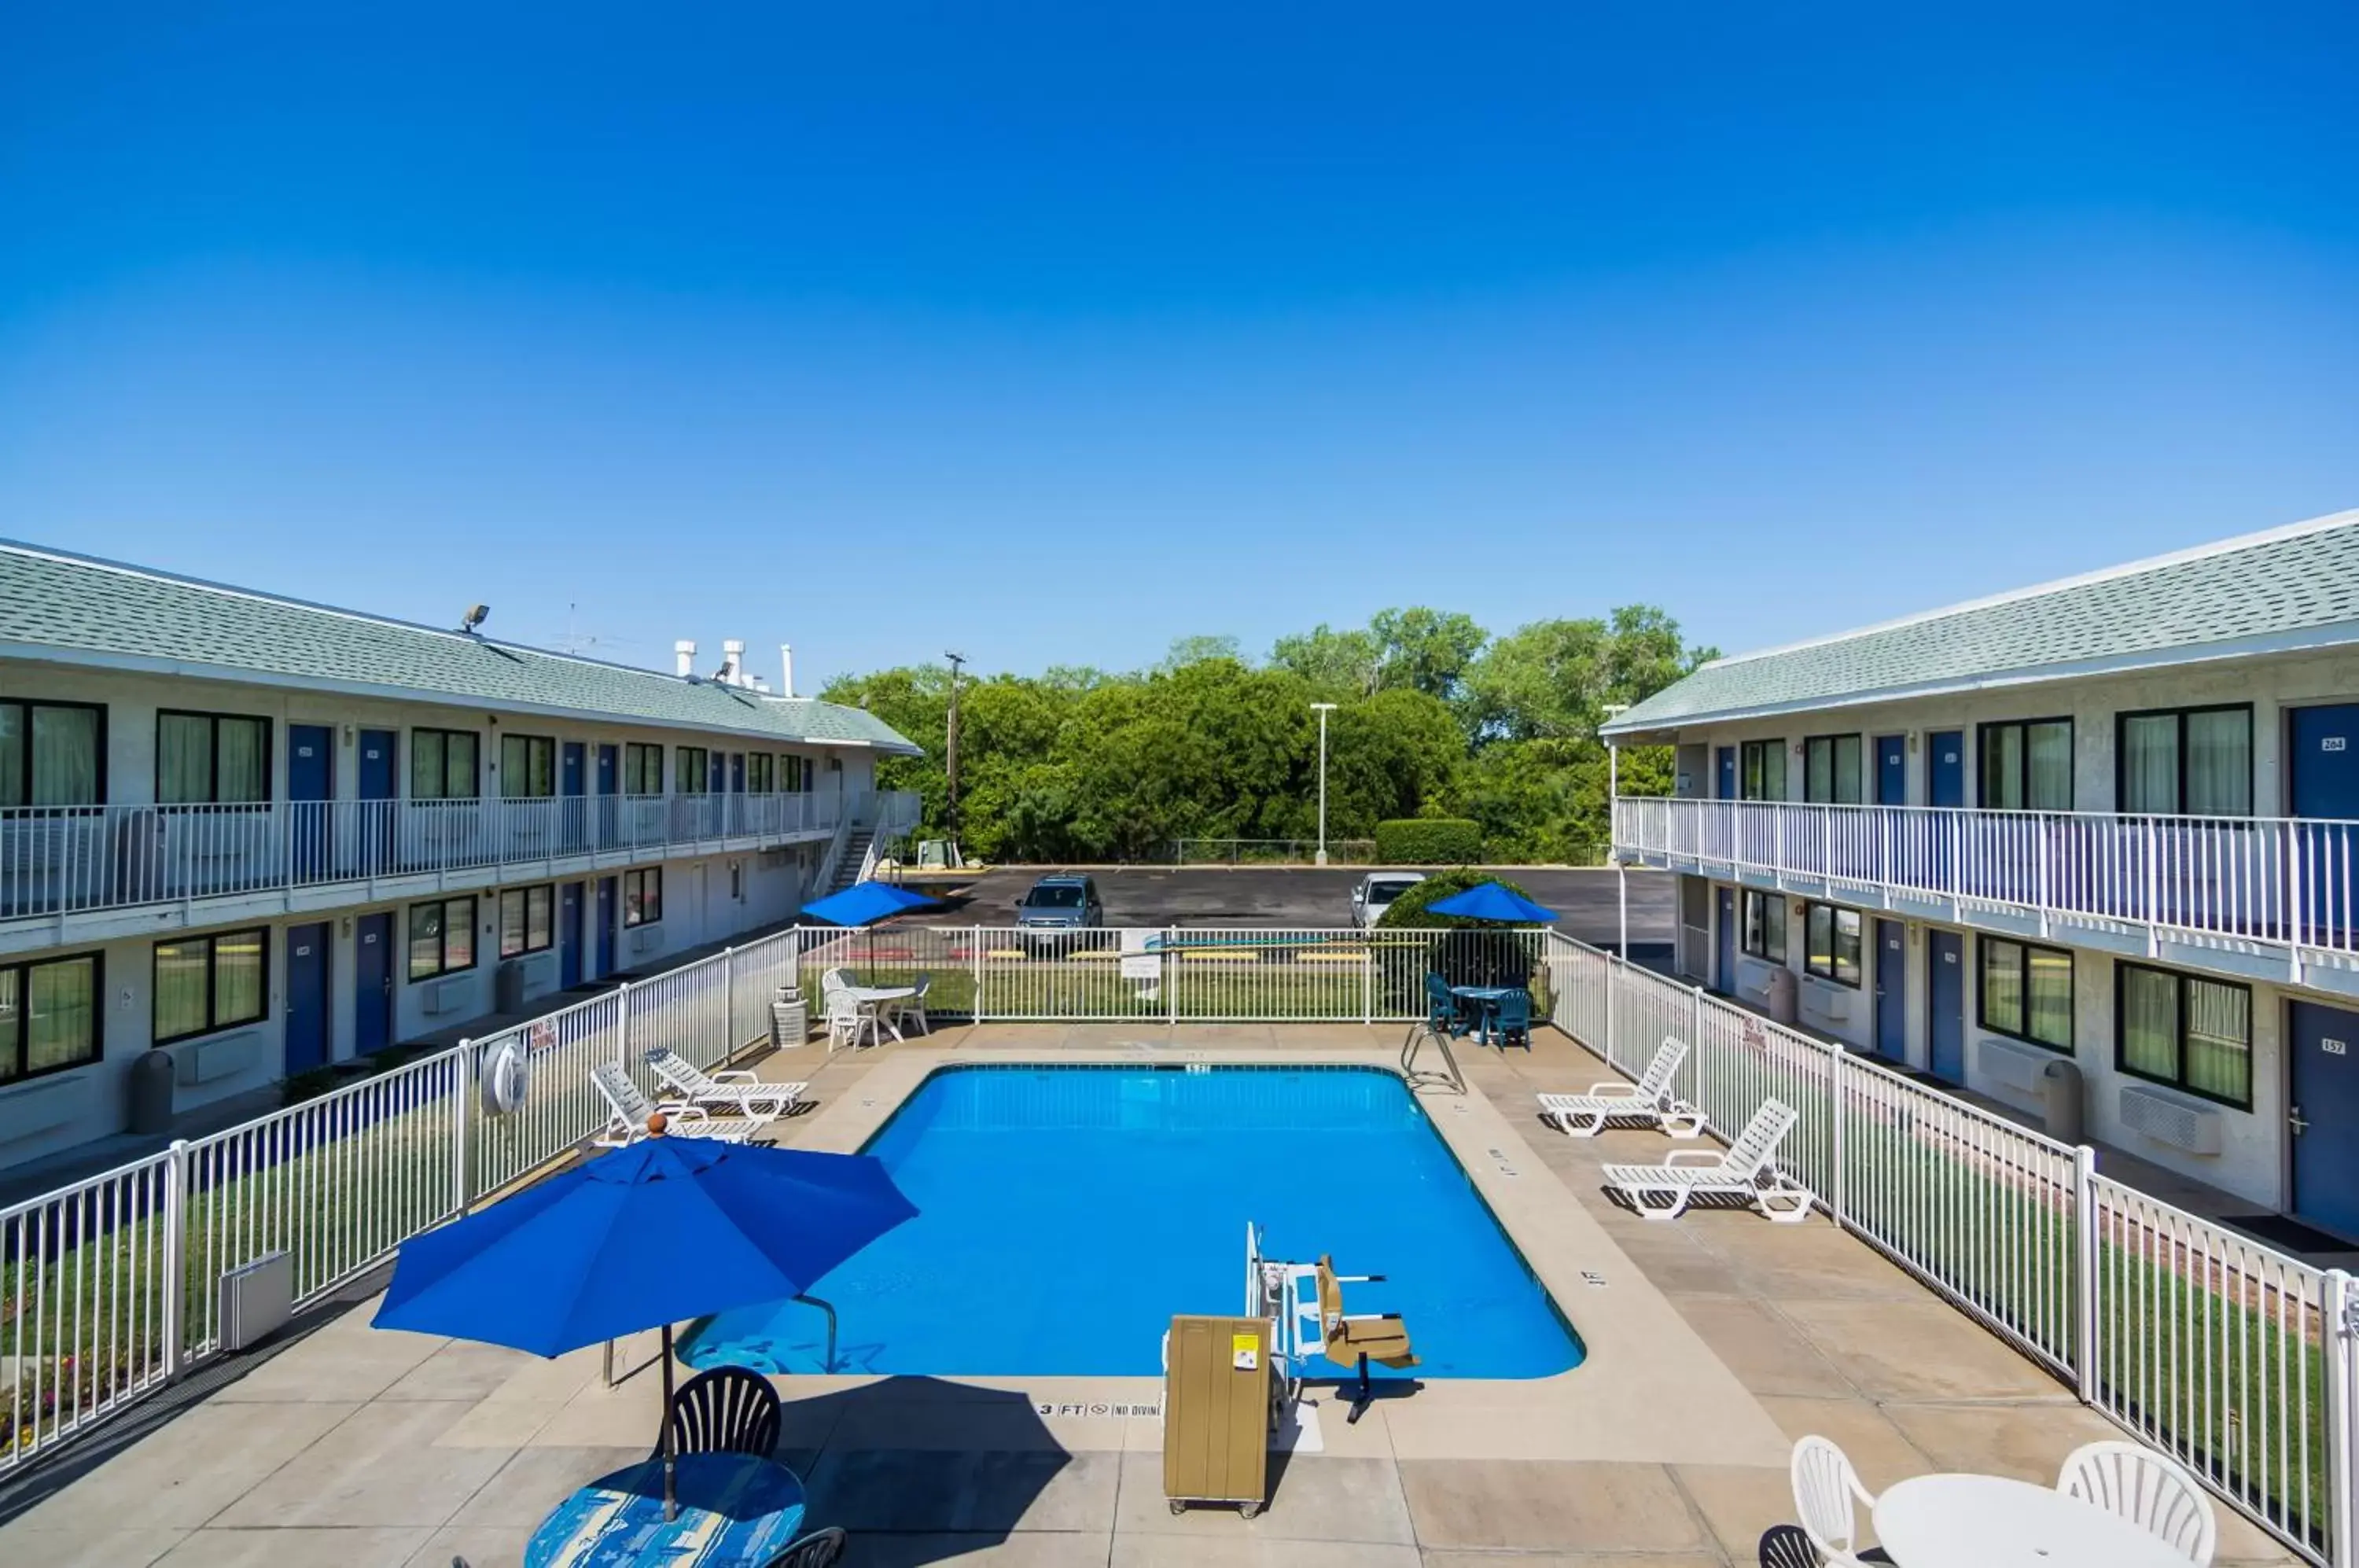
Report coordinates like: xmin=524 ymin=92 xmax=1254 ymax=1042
xmin=451 ymin=1040 xmax=472 ymax=1219
xmin=722 ymin=943 xmax=736 ymax=1062
xmin=1167 ymin=928 xmax=1179 ymax=1026
xmin=1362 ymin=936 xmax=1374 ymax=1027
xmin=2323 ymin=1266 xmax=2355 ymax=1568
xmin=2073 ymin=1144 xmax=2099 ymax=1405
xmin=972 ymin=926 xmax=984 ymax=1021
xmin=616 ymin=980 xmax=632 ymax=1074
xmin=160 ymin=1137 xmax=188 ymax=1380
xmin=1827 ymin=1041 xmax=1846 ymax=1226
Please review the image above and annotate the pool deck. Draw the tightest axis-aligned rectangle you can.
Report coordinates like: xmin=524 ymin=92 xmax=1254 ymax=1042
xmin=0 ymin=1021 xmax=2307 ymax=1566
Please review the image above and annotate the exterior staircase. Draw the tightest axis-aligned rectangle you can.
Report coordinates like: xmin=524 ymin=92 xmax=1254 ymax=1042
xmin=827 ymin=826 xmax=876 ymax=893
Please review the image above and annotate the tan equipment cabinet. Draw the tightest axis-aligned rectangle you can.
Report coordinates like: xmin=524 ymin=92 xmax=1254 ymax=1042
xmin=1162 ymin=1314 xmax=1272 ymax=1517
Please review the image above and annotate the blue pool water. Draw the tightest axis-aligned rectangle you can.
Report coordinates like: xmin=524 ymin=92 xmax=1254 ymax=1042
xmin=679 ymin=1065 xmax=1583 ymax=1379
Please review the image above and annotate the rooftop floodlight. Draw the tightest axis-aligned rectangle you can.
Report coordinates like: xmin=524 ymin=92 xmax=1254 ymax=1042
xmin=460 ymin=604 xmax=491 ymax=634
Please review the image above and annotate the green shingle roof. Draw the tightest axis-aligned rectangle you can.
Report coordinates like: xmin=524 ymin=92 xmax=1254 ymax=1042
xmin=0 ymin=543 xmax=922 ymax=753
xmin=1605 ymin=510 xmax=2359 ymax=738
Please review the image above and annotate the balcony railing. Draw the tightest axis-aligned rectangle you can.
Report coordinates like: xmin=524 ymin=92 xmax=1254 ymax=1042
xmin=0 ymin=789 xmax=916 ymax=922
xmin=1615 ymin=794 xmax=2359 ymax=959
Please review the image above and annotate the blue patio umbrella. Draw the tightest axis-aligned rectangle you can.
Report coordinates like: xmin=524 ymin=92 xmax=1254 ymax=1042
xmin=1425 ymin=881 xmax=1559 ymax=923
xmin=800 ymin=879 xmax=940 ymax=927
xmin=374 ymin=1136 xmax=915 ymax=1516
xmin=800 ymin=879 xmax=941 ymax=981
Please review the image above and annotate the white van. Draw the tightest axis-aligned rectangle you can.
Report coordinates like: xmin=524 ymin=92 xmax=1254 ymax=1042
xmin=1351 ymin=871 xmax=1426 ymax=929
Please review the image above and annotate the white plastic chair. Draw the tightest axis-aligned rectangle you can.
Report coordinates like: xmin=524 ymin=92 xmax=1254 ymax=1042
xmin=643 ymin=1047 xmax=804 ymax=1123
xmin=1536 ymin=1035 xmax=1703 ymax=1138
xmin=1790 ymin=1434 xmax=1879 ymax=1566
xmin=2056 ymin=1440 xmax=2216 ymax=1565
xmin=1602 ymin=1097 xmax=1812 ymax=1222
xmin=589 ymin=1063 xmax=756 ymax=1147
xmin=892 ymin=973 xmax=932 ymax=1036
xmin=824 ymin=987 xmax=881 ymax=1053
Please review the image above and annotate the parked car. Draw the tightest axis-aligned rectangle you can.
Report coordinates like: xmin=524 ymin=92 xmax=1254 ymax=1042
xmin=1015 ymin=874 xmax=1104 ymax=950
xmin=1351 ymin=871 xmax=1426 ymax=929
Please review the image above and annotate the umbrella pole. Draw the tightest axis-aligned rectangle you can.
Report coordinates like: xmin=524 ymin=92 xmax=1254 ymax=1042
xmin=661 ymin=1322 xmax=677 ymax=1522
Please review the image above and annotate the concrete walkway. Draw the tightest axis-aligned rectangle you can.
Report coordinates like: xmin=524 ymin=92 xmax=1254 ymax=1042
xmin=0 ymin=1023 xmax=2306 ymax=1566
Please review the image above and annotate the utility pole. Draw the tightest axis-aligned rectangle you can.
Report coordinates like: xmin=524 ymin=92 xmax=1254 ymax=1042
xmin=1310 ymin=702 xmax=1338 ymax=866
xmin=944 ymin=651 xmax=966 ymax=852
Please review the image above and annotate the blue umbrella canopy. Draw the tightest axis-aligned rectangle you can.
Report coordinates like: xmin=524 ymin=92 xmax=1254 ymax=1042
xmin=800 ymin=880 xmax=940 ymax=929
xmin=374 ymin=1137 xmax=917 ymax=1356
xmin=1425 ymin=881 xmax=1559 ymax=923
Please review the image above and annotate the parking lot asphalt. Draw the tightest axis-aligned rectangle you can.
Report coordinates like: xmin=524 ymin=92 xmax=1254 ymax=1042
xmin=898 ymin=864 xmax=1673 ymax=947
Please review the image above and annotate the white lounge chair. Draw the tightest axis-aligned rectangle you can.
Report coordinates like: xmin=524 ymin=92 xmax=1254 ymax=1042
xmin=1536 ymin=1036 xmax=1702 ymax=1138
xmin=643 ymin=1047 xmax=805 ymax=1123
xmin=1790 ymin=1434 xmax=1881 ymax=1566
xmin=2056 ymin=1441 xmax=2216 ymax=1566
xmin=1602 ymin=1097 xmax=1812 ymax=1222
xmin=590 ymin=1062 xmax=757 ymax=1148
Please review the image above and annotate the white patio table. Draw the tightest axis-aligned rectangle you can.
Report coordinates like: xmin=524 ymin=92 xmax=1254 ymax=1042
xmin=1873 ymin=1473 xmax=2195 ymax=1568
xmin=844 ymin=984 xmax=917 ymax=1043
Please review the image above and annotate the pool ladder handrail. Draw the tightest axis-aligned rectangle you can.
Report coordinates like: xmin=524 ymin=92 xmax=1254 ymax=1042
xmin=1399 ymin=1018 xmax=1466 ymax=1095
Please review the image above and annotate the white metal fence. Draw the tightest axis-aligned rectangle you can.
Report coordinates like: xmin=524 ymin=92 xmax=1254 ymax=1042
xmin=1548 ymin=929 xmax=2351 ymax=1565
xmin=0 ymin=789 xmax=922 ymax=922
xmin=5 ymin=917 xmax=2353 ymax=1565
xmin=0 ymin=929 xmax=799 ymax=1471
xmin=1616 ymin=794 xmax=2359 ymax=963
xmin=794 ymin=925 xmax=1552 ymax=1025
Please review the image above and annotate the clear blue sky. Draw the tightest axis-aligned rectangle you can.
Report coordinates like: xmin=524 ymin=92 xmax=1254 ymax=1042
xmin=3 ymin=3 xmax=2354 ymax=689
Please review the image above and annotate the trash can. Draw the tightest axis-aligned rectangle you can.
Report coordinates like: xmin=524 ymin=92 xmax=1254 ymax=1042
xmin=128 ymin=1048 xmax=176 ymax=1136
xmin=495 ymin=959 xmax=528 ymax=1013
xmin=1765 ymin=966 xmax=1798 ymax=1027
xmin=2041 ymin=1057 xmax=2085 ymax=1144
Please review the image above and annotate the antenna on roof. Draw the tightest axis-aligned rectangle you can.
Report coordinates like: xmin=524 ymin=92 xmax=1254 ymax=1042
xmin=459 ymin=604 xmax=491 ymax=635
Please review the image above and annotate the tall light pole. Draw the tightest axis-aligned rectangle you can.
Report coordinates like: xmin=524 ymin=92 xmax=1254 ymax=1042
xmin=944 ymin=652 xmax=966 ymax=852
xmin=1310 ymin=702 xmax=1338 ymax=866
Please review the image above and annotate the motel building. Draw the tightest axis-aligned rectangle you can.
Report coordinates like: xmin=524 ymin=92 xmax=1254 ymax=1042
xmin=0 ymin=542 xmax=919 ymax=1179
xmin=1606 ymin=506 xmax=2359 ymax=1250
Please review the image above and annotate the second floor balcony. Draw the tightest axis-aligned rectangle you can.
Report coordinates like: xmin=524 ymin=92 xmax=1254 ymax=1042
xmin=0 ymin=789 xmax=918 ymax=944
xmin=1614 ymin=793 xmax=2359 ymax=993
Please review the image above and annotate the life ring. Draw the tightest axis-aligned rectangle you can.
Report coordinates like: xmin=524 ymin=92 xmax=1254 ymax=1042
xmin=480 ymin=1036 xmax=531 ymax=1116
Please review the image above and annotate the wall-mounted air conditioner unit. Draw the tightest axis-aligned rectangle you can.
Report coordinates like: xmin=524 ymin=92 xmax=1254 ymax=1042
xmin=2119 ymin=1081 xmax=2224 ymax=1156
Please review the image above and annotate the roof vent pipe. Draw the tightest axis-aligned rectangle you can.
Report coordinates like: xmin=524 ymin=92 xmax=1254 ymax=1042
xmin=721 ymin=639 xmax=745 ymax=686
xmin=675 ymin=640 xmax=697 ymax=679
xmin=778 ymin=643 xmax=795 ymax=700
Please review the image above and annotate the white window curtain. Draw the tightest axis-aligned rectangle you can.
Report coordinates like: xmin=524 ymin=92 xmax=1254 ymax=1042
xmin=2120 ymin=967 xmax=2179 ymax=1080
xmin=2121 ymin=714 xmax=2179 ymax=815
xmin=2184 ymin=709 xmax=2251 ymax=816
xmin=158 ymin=715 xmax=214 ymax=804
xmin=2026 ymin=721 xmax=2073 ymax=810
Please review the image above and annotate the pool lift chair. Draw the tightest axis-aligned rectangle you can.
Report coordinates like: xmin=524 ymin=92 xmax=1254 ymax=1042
xmin=1398 ymin=973 xmax=1469 ymax=1095
xmin=1244 ymin=1225 xmax=1419 ymax=1426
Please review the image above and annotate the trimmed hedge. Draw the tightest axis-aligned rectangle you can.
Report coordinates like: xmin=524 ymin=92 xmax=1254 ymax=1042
xmin=1374 ymin=818 xmax=1481 ymax=864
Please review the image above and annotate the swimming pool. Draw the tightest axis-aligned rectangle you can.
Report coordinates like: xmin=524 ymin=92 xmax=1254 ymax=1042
xmin=679 ymin=1065 xmax=1584 ymax=1379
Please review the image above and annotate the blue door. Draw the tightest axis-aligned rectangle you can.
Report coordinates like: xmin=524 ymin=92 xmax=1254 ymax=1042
xmin=289 ymin=723 xmax=333 ymax=881
xmin=354 ymin=911 xmax=394 ymax=1057
xmin=730 ymin=753 xmax=745 ymax=793
xmin=357 ymin=729 xmax=396 ymax=874
xmin=284 ymin=922 xmax=330 ymax=1073
xmin=1927 ymin=929 xmax=1966 ymax=1084
xmin=2289 ymin=999 xmax=2359 ymax=1242
xmin=594 ymin=743 xmax=619 ymax=847
xmin=2291 ymin=705 xmax=2359 ymax=940
xmin=1716 ymin=746 xmax=1737 ymax=800
xmin=561 ymin=741 xmax=587 ymax=851
xmin=595 ymin=876 xmax=617 ymax=978
xmin=1928 ymin=731 xmax=1964 ymax=808
xmin=1716 ymin=886 xmax=1736 ymax=993
xmin=1876 ymin=736 xmax=1907 ymax=806
xmin=1875 ymin=919 xmax=1908 ymax=1063
xmin=560 ymin=882 xmax=584 ymax=988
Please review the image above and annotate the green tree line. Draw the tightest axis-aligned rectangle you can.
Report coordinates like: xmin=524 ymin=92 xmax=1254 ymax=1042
xmin=822 ymin=605 xmax=1713 ymax=863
